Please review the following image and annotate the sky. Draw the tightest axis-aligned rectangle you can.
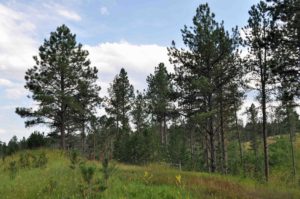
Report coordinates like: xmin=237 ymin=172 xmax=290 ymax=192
xmin=0 ymin=0 xmax=260 ymax=143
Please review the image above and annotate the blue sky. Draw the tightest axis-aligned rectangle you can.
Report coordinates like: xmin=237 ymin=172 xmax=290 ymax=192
xmin=0 ymin=0 xmax=260 ymax=143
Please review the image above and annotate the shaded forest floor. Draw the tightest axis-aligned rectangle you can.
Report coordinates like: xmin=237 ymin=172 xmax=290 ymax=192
xmin=0 ymin=147 xmax=300 ymax=199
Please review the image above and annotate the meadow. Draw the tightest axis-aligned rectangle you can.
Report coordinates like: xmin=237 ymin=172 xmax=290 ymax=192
xmin=0 ymin=147 xmax=299 ymax=199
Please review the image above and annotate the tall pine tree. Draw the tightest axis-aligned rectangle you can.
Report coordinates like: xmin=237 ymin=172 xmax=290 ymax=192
xmin=16 ymin=25 xmax=101 ymax=150
xmin=169 ymin=4 xmax=241 ymax=173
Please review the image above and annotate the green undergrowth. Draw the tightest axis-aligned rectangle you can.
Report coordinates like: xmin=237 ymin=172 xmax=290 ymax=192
xmin=0 ymin=149 xmax=299 ymax=199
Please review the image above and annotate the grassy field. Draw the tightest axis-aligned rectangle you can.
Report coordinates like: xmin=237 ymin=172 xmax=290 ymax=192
xmin=0 ymin=149 xmax=300 ymax=199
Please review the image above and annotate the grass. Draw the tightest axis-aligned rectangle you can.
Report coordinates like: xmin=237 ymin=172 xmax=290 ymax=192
xmin=0 ymin=149 xmax=300 ymax=199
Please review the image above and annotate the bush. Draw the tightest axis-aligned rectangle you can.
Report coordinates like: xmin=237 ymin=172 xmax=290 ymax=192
xmin=69 ymin=150 xmax=81 ymax=169
xmin=80 ymin=164 xmax=96 ymax=184
xmin=100 ymin=156 xmax=116 ymax=189
xmin=8 ymin=161 xmax=18 ymax=179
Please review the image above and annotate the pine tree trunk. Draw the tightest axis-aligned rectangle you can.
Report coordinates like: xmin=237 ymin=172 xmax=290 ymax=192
xmin=261 ymin=23 xmax=270 ymax=182
xmin=60 ymin=122 xmax=65 ymax=150
xmin=253 ymin=126 xmax=258 ymax=176
xmin=219 ymin=90 xmax=227 ymax=174
xmin=190 ymin=126 xmax=195 ymax=168
xmin=287 ymin=106 xmax=296 ymax=180
xmin=93 ymin=131 xmax=96 ymax=160
xmin=81 ymin=122 xmax=85 ymax=153
xmin=208 ymin=95 xmax=216 ymax=172
xmin=234 ymin=102 xmax=244 ymax=175
xmin=160 ymin=120 xmax=164 ymax=145
xmin=60 ymin=73 xmax=66 ymax=150
xmin=261 ymin=54 xmax=269 ymax=182
xmin=163 ymin=115 xmax=167 ymax=145
xmin=204 ymin=132 xmax=210 ymax=172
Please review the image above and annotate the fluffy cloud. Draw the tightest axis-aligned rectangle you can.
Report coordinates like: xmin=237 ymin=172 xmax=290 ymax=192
xmin=85 ymin=41 xmax=171 ymax=92
xmin=0 ymin=4 xmax=37 ymax=79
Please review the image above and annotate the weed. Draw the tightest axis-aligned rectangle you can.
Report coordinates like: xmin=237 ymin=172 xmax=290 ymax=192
xmin=143 ymin=171 xmax=153 ymax=185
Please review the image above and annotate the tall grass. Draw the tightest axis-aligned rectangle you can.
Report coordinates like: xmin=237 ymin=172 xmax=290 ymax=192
xmin=0 ymin=149 xmax=299 ymax=199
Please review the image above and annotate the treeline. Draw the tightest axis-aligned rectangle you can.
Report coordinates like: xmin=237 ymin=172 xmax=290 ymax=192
xmin=0 ymin=132 xmax=48 ymax=158
xmin=1 ymin=0 xmax=298 ymax=182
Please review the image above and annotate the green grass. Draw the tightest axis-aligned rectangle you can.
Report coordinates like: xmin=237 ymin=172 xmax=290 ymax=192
xmin=0 ymin=149 xmax=300 ymax=199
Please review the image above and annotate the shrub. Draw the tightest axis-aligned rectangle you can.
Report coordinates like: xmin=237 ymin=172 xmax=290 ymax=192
xmin=8 ymin=160 xmax=18 ymax=179
xmin=80 ymin=164 xmax=96 ymax=185
xmin=69 ymin=150 xmax=80 ymax=169
xmin=99 ymin=156 xmax=116 ymax=191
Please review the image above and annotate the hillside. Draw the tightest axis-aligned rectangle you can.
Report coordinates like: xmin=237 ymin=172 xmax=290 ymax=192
xmin=0 ymin=149 xmax=299 ymax=199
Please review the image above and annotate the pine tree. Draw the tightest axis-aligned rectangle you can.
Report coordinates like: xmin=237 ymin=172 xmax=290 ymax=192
xmin=243 ymin=1 xmax=274 ymax=182
xmin=246 ymin=103 xmax=259 ymax=175
xmin=267 ymin=0 xmax=300 ymax=180
xmin=106 ymin=68 xmax=134 ymax=133
xmin=132 ymin=90 xmax=148 ymax=133
xmin=278 ymin=83 xmax=297 ymax=179
xmin=105 ymin=68 xmax=134 ymax=161
xmin=16 ymin=25 xmax=100 ymax=150
xmin=168 ymin=3 xmax=241 ymax=173
xmin=72 ymin=69 xmax=102 ymax=153
xmin=146 ymin=63 xmax=173 ymax=145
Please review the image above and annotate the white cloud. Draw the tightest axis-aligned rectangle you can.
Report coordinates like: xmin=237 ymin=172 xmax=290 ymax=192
xmin=42 ymin=3 xmax=81 ymax=22
xmin=4 ymin=87 xmax=27 ymax=100
xmin=85 ymin=40 xmax=170 ymax=74
xmin=100 ymin=6 xmax=109 ymax=16
xmin=0 ymin=4 xmax=37 ymax=78
xmin=0 ymin=77 xmax=26 ymax=99
xmin=85 ymin=40 xmax=171 ymax=92
xmin=0 ymin=78 xmax=13 ymax=87
xmin=0 ymin=128 xmax=5 ymax=135
xmin=57 ymin=8 xmax=82 ymax=21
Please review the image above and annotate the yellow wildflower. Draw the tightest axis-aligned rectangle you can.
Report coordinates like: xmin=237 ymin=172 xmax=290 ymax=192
xmin=175 ymin=174 xmax=181 ymax=185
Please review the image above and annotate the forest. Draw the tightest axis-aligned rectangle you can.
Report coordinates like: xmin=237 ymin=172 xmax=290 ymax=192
xmin=0 ymin=0 xmax=300 ymax=198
